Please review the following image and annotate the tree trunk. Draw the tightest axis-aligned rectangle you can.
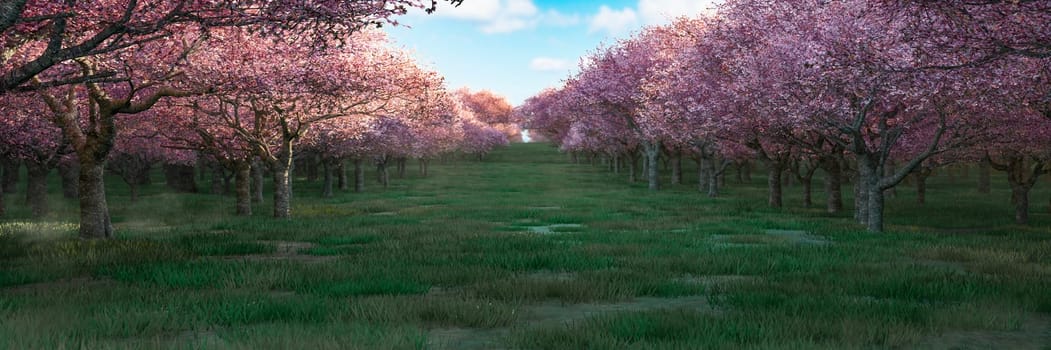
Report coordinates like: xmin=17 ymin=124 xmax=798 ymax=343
xmin=643 ymin=142 xmax=661 ymax=191
xmin=1011 ymin=185 xmax=1031 ymax=225
xmin=165 ymin=164 xmax=198 ymax=193
xmin=25 ymin=162 xmax=50 ymax=218
xmin=613 ymin=154 xmax=621 ymax=175
xmin=354 ymin=159 xmax=365 ymax=193
xmin=272 ymin=164 xmax=291 ymax=219
xmin=58 ymin=159 xmax=79 ymax=199
xmin=251 ymin=160 xmax=264 ymax=203
xmin=419 ymin=159 xmax=429 ymax=177
xmin=271 ymin=140 xmax=294 ymax=219
xmin=78 ymin=161 xmax=114 ymax=239
xmin=767 ymin=163 xmax=783 ymax=208
xmin=670 ymin=151 xmax=682 ymax=185
xmin=337 ymin=160 xmax=348 ymax=191
xmin=377 ymin=160 xmax=390 ymax=189
xmin=915 ymin=169 xmax=932 ymax=205
xmin=234 ymin=161 xmax=252 ymax=216
xmin=397 ymin=158 xmax=407 ymax=178
xmin=854 ymin=168 xmax=870 ymax=226
xmin=978 ymin=158 xmax=991 ymax=194
xmin=822 ymin=158 xmax=843 ymax=214
xmin=866 ymin=180 xmax=886 ymax=232
xmin=707 ymin=161 xmax=721 ymax=198
xmin=322 ymin=159 xmax=335 ymax=198
xmin=2 ymin=158 xmax=19 ymax=194
xmin=697 ymin=157 xmax=710 ymax=193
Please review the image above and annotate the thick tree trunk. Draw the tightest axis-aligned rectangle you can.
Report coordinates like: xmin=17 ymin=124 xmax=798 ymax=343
xmin=271 ymin=140 xmax=294 ymax=219
xmin=697 ymin=158 xmax=709 ymax=193
xmin=822 ymin=159 xmax=843 ymax=214
xmin=915 ymin=169 xmax=933 ymax=205
xmin=321 ymin=159 xmax=335 ymax=198
xmin=767 ymin=163 xmax=783 ymax=208
xmin=643 ymin=142 xmax=661 ymax=191
xmin=866 ymin=181 xmax=886 ymax=232
xmin=250 ymin=161 xmax=264 ymax=203
xmin=2 ymin=158 xmax=19 ymax=194
xmin=337 ymin=160 xmax=348 ymax=191
xmin=58 ymin=159 xmax=78 ymax=199
xmin=164 ymin=164 xmax=198 ymax=193
xmin=234 ymin=161 xmax=252 ymax=216
xmin=1011 ymin=185 xmax=1031 ymax=225
xmin=78 ymin=161 xmax=114 ymax=239
xmin=670 ymin=151 xmax=682 ymax=185
xmin=354 ymin=159 xmax=365 ymax=193
xmin=854 ymin=166 xmax=871 ymax=226
xmin=25 ymin=162 xmax=50 ymax=218
xmin=978 ymin=159 xmax=991 ymax=194
xmin=272 ymin=165 xmax=291 ymax=219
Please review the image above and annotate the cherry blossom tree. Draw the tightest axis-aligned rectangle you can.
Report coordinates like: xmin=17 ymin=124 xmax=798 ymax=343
xmin=0 ymin=0 xmax=463 ymax=93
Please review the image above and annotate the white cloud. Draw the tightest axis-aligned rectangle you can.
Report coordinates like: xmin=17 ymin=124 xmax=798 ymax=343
xmin=638 ymin=0 xmax=720 ymax=25
xmin=588 ymin=6 xmax=639 ymax=36
xmin=529 ymin=57 xmax=572 ymax=72
xmin=426 ymin=0 xmax=576 ymax=34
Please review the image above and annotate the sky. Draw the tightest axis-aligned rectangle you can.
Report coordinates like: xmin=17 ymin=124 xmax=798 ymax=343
xmin=384 ymin=0 xmax=720 ymax=106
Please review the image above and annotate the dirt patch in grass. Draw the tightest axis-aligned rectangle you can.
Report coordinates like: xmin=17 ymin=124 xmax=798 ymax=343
xmin=427 ymin=296 xmax=718 ymax=349
xmin=526 ymin=224 xmax=585 ymax=234
xmin=908 ymin=313 xmax=1051 ymax=350
xmin=673 ymin=275 xmax=761 ymax=288
xmin=763 ymin=229 xmax=831 ymax=245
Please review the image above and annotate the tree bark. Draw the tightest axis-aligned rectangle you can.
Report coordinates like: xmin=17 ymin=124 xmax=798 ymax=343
xmin=337 ymin=160 xmax=348 ymax=191
xmin=767 ymin=163 xmax=783 ymax=208
xmin=234 ymin=161 xmax=252 ymax=216
xmin=78 ymin=160 xmax=114 ymax=239
xmin=321 ymin=158 xmax=335 ymax=198
xmin=914 ymin=168 xmax=933 ymax=205
xmin=643 ymin=141 xmax=661 ymax=191
xmin=354 ymin=159 xmax=365 ymax=193
xmin=25 ymin=162 xmax=50 ymax=218
xmin=821 ymin=157 xmax=844 ymax=214
xmin=250 ymin=160 xmax=264 ymax=203
xmin=58 ymin=159 xmax=78 ymax=199
xmin=271 ymin=140 xmax=294 ymax=219
xmin=1011 ymin=185 xmax=1030 ymax=225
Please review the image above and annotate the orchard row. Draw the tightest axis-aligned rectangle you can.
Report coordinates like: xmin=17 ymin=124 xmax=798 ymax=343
xmin=0 ymin=1 xmax=512 ymax=239
xmin=518 ymin=0 xmax=1051 ymax=232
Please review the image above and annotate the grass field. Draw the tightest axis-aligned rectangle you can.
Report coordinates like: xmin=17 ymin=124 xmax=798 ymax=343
xmin=2 ymin=143 xmax=1050 ymax=349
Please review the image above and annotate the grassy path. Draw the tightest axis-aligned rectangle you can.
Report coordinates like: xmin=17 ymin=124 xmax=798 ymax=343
xmin=2 ymin=143 xmax=1050 ymax=349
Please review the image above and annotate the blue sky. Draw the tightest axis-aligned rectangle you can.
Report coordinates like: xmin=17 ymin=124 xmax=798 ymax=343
xmin=384 ymin=0 xmax=720 ymax=106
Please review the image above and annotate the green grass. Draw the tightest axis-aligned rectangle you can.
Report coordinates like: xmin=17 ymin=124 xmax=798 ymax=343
xmin=1 ymin=143 xmax=1050 ymax=349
